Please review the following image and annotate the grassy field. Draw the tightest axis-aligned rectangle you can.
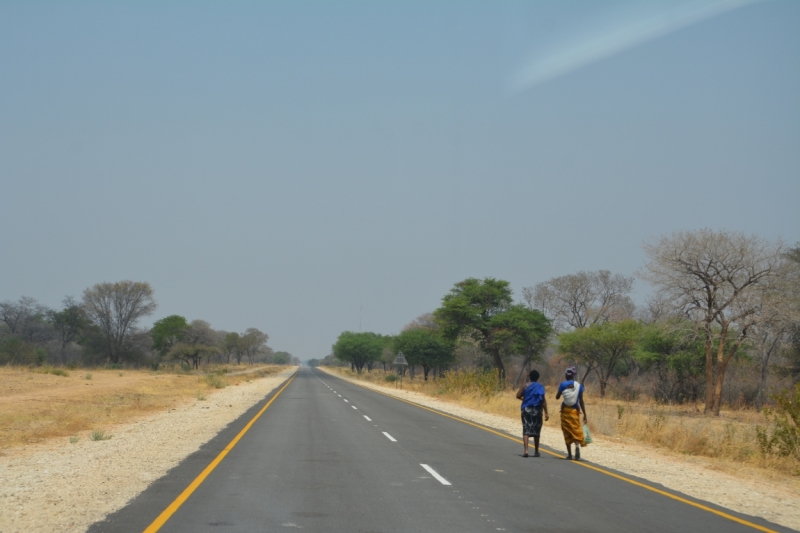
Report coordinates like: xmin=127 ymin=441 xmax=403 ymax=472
xmin=326 ymin=366 xmax=799 ymax=477
xmin=0 ymin=364 xmax=283 ymax=451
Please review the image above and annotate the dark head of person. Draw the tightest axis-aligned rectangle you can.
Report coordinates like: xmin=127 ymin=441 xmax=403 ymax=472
xmin=529 ymin=369 xmax=540 ymax=382
xmin=565 ymin=367 xmax=577 ymax=380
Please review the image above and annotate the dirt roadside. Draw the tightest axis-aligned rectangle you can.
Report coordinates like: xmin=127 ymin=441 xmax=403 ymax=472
xmin=0 ymin=367 xmax=296 ymax=533
xmin=320 ymin=368 xmax=800 ymax=532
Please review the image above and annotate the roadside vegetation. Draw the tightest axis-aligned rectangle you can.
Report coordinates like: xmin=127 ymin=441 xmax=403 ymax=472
xmin=321 ymin=231 xmax=800 ymax=477
xmin=0 ymin=364 xmax=283 ymax=450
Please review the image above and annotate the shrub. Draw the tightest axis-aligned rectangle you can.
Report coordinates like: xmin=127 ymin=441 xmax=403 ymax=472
xmin=204 ymin=373 xmax=227 ymax=389
xmin=756 ymin=384 xmax=800 ymax=460
xmin=439 ymin=369 xmax=502 ymax=397
xmin=31 ymin=365 xmax=69 ymax=377
xmin=384 ymin=374 xmax=398 ymax=382
xmin=84 ymin=373 xmax=92 ymax=380
xmin=90 ymin=429 xmax=111 ymax=441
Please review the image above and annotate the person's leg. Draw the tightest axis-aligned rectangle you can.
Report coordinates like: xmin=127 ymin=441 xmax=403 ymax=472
xmin=523 ymin=435 xmax=529 ymax=456
xmin=533 ymin=436 xmax=540 ymax=456
xmin=575 ymin=444 xmax=581 ymax=461
xmin=565 ymin=443 xmax=573 ymax=459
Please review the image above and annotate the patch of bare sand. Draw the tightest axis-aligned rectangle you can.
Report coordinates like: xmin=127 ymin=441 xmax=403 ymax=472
xmin=0 ymin=367 xmax=296 ymax=533
xmin=322 ymin=368 xmax=800 ymax=532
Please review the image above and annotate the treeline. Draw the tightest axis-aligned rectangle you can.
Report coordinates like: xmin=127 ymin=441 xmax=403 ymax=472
xmin=326 ymin=230 xmax=800 ymax=415
xmin=0 ymin=280 xmax=296 ymax=368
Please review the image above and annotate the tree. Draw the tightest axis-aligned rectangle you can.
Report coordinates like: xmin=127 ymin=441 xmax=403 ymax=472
xmin=558 ymin=320 xmax=641 ymax=398
xmin=641 ymin=229 xmax=784 ymax=415
xmin=223 ymin=332 xmax=246 ymax=364
xmin=434 ymin=278 xmax=514 ymax=380
xmin=522 ymin=270 xmax=634 ymax=332
xmin=82 ymin=281 xmax=157 ymax=364
xmin=0 ymin=296 xmax=52 ymax=345
xmin=393 ymin=328 xmax=454 ymax=381
xmin=48 ymin=297 xmax=92 ymax=365
xmin=635 ymin=321 xmax=706 ymax=404
xmin=167 ymin=320 xmax=219 ymax=368
xmin=241 ymin=328 xmax=269 ymax=364
xmin=151 ymin=315 xmax=189 ymax=362
xmin=488 ymin=304 xmax=552 ymax=388
xmin=332 ymin=331 xmax=385 ymax=373
xmin=273 ymin=351 xmax=292 ymax=364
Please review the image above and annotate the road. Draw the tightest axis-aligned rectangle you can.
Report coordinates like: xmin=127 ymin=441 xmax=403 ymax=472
xmin=89 ymin=367 xmax=792 ymax=533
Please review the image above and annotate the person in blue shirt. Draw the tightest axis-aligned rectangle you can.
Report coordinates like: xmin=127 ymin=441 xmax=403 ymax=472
xmin=515 ymin=369 xmax=549 ymax=458
xmin=555 ymin=366 xmax=587 ymax=460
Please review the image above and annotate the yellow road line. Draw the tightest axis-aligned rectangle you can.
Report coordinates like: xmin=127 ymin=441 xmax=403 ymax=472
xmin=336 ymin=374 xmax=779 ymax=533
xmin=142 ymin=371 xmax=297 ymax=533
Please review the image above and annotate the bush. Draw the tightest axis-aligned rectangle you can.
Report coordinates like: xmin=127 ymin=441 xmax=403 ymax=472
xmin=90 ymin=429 xmax=112 ymax=441
xmin=384 ymin=374 xmax=398 ymax=382
xmin=204 ymin=373 xmax=227 ymax=389
xmin=756 ymin=384 xmax=800 ymax=460
xmin=31 ymin=365 xmax=69 ymax=377
xmin=439 ymin=369 xmax=502 ymax=398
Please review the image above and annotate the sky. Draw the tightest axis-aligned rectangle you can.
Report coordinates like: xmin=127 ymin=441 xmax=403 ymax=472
xmin=2 ymin=1 xmax=798 ymax=360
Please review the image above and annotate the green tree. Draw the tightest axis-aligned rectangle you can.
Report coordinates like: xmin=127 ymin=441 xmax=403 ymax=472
xmin=333 ymin=331 xmax=385 ymax=373
xmin=273 ymin=351 xmax=292 ymax=364
xmin=48 ymin=297 xmax=92 ymax=365
xmin=0 ymin=336 xmax=37 ymax=365
xmin=434 ymin=278 xmax=514 ymax=380
xmin=168 ymin=320 xmax=219 ymax=369
xmin=558 ymin=320 xmax=641 ymax=398
xmin=393 ymin=328 xmax=454 ymax=381
xmin=636 ymin=322 xmax=705 ymax=403
xmin=151 ymin=315 xmax=188 ymax=364
xmin=489 ymin=304 xmax=552 ymax=388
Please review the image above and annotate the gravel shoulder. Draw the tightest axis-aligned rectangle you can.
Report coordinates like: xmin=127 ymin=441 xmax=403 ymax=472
xmin=0 ymin=367 xmax=296 ymax=533
xmin=321 ymin=368 xmax=800 ymax=532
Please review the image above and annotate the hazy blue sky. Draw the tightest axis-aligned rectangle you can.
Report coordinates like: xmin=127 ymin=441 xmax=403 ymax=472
xmin=2 ymin=1 xmax=798 ymax=359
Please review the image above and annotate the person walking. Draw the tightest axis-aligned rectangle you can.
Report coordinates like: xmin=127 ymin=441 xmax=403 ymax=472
xmin=555 ymin=366 xmax=587 ymax=460
xmin=515 ymin=369 xmax=549 ymax=457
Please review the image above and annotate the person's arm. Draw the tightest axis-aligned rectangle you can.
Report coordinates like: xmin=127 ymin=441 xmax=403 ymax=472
xmin=579 ymin=393 xmax=587 ymax=424
xmin=516 ymin=384 xmax=526 ymax=401
xmin=542 ymin=397 xmax=549 ymax=421
xmin=555 ymin=383 xmax=562 ymax=400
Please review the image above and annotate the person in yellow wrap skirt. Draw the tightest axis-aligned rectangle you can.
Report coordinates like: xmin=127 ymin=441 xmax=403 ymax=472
xmin=555 ymin=366 xmax=587 ymax=460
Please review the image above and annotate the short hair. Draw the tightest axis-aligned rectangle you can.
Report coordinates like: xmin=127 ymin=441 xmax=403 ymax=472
xmin=529 ymin=369 xmax=540 ymax=382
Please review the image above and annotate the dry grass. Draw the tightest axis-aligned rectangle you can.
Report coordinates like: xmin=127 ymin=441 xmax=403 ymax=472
xmin=0 ymin=364 xmax=283 ymax=451
xmin=329 ymin=367 xmax=799 ymax=476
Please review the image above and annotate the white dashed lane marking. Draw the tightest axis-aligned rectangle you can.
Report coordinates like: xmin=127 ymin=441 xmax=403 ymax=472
xmin=420 ymin=464 xmax=451 ymax=486
xmin=343 ymin=399 xmax=349 ymax=402
xmin=363 ymin=415 xmax=372 ymax=422
xmin=382 ymin=432 xmax=397 ymax=442
xmin=352 ymin=406 xmax=358 ymax=410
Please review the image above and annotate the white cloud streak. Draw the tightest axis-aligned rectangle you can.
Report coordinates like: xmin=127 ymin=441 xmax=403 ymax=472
xmin=508 ymin=0 xmax=764 ymax=94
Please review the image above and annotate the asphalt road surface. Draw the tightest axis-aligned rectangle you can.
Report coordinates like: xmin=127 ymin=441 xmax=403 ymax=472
xmin=89 ymin=367 xmax=792 ymax=533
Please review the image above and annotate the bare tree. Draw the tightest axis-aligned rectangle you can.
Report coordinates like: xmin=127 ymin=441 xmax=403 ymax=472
xmin=402 ymin=312 xmax=438 ymax=332
xmin=522 ymin=270 xmax=634 ymax=332
xmin=82 ymin=281 xmax=157 ymax=364
xmin=0 ymin=296 xmax=52 ymax=344
xmin=641 ymin=229 xmax=784 ymax=415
